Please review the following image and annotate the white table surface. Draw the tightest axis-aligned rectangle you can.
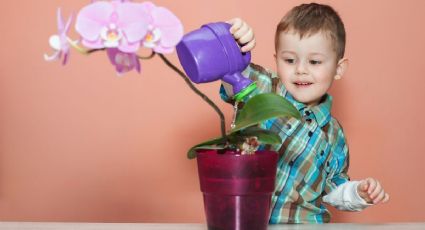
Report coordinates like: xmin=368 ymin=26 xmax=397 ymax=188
xmin=0 ymin=222 xmax=425 ymax=230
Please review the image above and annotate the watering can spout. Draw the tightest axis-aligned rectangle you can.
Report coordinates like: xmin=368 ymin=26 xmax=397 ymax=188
xmin=222 ymin=73 xmax=256 ymax=101
xmin=176 ymin=22 xmax=257 ymax=101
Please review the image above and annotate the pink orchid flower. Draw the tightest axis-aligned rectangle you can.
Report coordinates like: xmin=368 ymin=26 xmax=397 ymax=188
xmin=106 ymin=48 xmax=141 ymax=75
xmin=138 ymin=2 xmax=183 ymax=54
xmin=44 ymin=8 xmax=73 ymax=65
xmin=75 ymin=0 xmax=149 ymax=53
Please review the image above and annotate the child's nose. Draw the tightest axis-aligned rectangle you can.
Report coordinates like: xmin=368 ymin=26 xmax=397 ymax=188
xmin=295 ymin=61 xmax=308 ymax=75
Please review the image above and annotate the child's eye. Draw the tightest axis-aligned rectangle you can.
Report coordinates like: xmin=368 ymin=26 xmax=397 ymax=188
xmin=284 ymin=59 xmax=295 ymax=64
xmin=310 ymin=60 xmax=322 ymax=65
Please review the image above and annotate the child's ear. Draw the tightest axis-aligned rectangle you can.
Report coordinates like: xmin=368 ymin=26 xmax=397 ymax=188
xmin=335 ymin=58 xmax=349 ymax=80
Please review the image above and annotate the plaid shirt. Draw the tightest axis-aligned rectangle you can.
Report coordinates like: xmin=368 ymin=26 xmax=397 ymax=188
xmin=220 ymin=63 xmax=350 ymax=223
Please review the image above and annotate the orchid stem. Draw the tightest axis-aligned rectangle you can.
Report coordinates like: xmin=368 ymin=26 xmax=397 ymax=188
xmin=158 ymin=53 xmax=227 ymax=139
xmin=63 ymin=44 xmax=226 ymax=139
xmin=87 ymin=48 xmax=105 ymax=54
xmin=67 ymin=38 xmax=90 ymax=55
xmin=138 ymin=51 xmax=156 ymax=60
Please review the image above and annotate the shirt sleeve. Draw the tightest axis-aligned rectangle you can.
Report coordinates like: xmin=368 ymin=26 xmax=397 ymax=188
xmin=323 ymin=180 xmax=373 ymax=211
xmin=322 ymin=124 xmax=374 ymax=211
xmin=324 ymin=125 xmax=350 ymax=194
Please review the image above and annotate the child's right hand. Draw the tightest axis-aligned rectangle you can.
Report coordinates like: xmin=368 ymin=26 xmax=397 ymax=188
xmin=357 ymin=177 xmax=390 ymax=205
xmin=226 ymin=18 xmax=256 ymax=53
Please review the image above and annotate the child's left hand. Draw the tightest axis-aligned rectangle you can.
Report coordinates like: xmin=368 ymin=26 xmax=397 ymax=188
xmin=357 ymin=177 xmax=390 ymax=204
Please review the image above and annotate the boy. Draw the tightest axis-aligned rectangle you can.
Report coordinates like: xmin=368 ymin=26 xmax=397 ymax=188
xmin=221 ymin=3 xmax=389 ymax=223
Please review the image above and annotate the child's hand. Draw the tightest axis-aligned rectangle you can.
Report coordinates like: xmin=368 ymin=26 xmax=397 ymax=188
xmin=357 ymin=178 xmax=390 ymax=204
xmin=226 ymin=18 xmax=256 ymax=52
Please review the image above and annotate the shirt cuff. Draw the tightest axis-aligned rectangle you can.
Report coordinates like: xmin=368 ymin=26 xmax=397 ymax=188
xmin=323 ymin=180 xmax=373 ymax=211
xmin=350 ymin=181 xmax=374 ymax=210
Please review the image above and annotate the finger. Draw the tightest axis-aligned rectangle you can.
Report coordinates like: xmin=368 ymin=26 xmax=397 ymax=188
xmin=382 ymin=193 xmax=390 ymax=203
xmin=238 ymin=28 xmax=254 ymax=44
xmin=370 ymin=181 xmax=382 ymax=199
xmin=226 ymin=18 xmax=239 ymax=25
xmin=228 ymin=18 xmax=242 ymax=34
xmin=241 ymin=38 xmax=256 ymax=52
xmin=356 ymin=181 xmax=369 ymax=201
xmin=373 ymin=189 xmax=385 ymax=204
xmin=359 ymin=180 xmax=369 ymax=192
xmin=367 ymin=178 xmax=377 ymax=194
xmin=361 ymin=192 xmax=373 ymax=204
xmin=233 ymin=23 xmax=250 ymax=40
xmin=357 ymin=189 xmax=369 ymax=201
xmin=362 ymin=194 xmax=373 ymax=204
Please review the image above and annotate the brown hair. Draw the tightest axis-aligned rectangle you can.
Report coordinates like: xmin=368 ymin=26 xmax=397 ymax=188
xmin=275 ymin=3 xmax=346 ymax=60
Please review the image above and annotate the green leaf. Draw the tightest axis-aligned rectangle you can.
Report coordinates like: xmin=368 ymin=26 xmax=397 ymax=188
xmin=187 ymin=136 xmax=226 ymax=159
xmin=186 ymin=93 xmax=300 ymax=159
xmin=187 ymin=127 xmax=282 ymax=159
xmin=233 ymin=93 xmax=301 ymax=132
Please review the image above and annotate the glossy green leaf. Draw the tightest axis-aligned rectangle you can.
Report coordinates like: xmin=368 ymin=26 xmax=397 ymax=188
xmin=187 ymin=127 xmax=282 ymax=159
xmin=187 ymin=93 xmax=300 ymax=159
xmin=187 ymin=136 xmax=226 ymax=159
xmin=233 ymin=93 xmax=301 ymax=132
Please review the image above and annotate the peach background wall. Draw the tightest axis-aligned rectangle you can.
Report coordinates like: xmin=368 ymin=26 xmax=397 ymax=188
xmin=1 ymin=0 xmax=424 ymax=223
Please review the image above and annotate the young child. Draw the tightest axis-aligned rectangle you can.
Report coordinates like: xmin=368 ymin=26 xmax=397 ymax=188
xmin=221 ymin=3 xmax=389 ymax=223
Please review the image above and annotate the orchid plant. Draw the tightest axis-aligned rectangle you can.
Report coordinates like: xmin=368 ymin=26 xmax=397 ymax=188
xmin=45 ymin=0 xmax=300 ymax=158
xmin=45 ymin=0 xmax=183 ymax=73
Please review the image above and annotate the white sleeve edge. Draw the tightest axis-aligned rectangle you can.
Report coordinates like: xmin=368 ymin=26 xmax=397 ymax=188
xmin=323 ymin=180 xmax=373 ymax=211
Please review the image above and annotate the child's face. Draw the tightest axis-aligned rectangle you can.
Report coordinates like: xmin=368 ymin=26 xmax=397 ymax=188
xmin=275 ymin=30 xmax=344 ymax=106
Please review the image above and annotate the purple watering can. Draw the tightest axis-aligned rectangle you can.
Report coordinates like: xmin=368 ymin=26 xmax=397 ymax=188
xmin=176 ymin=22 xmax=257 ymax=101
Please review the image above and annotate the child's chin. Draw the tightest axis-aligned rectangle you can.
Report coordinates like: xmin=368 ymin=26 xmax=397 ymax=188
xmin=292 ymin=95 xmax=320 ymax=106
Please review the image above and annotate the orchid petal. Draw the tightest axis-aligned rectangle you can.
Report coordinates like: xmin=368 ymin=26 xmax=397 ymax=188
xmin=139 ymin=2 xmax=156 ymax=13
xmin=107 ymin=48 xmax=125 ymax=74
xmin=49 ymin=35 xmax=61 ymax=50
xmin=116 ymin=2 xmax=149 ymax=43
xmin=75 ymin=1 xmax=114 ymax=41
xmin=107 ymin=48 xmax=119 ymax=61
xmin=151 ymin=6 xmax=181 ymax=28
xmin=118 ymin=39 xmax=140 ymax=53
xmin=137 ymin=2 xmax=155 ymax=23
xmin=82 ymin=39 xmax=104 ymax=49
xmin=153 ymin=46 xmax=174 ymax=54
xmin=62 ymin=52 xmax=70 ymax=65
xmin=150 ymin=28 xmax=161 ymax=42
xmin=47 ymin=9 xmax=72 ymax=65
xmin=143 ymin=40 xmax=156 ymax=48
xmin=57 ymin=8 xmax=64 ymax=32
xmin=44 ymin=51 xmax=61 ymax=61
xmin=150 ymin=6 xmax=183 ymax=47
xmin=157 ymin=24 xmax=183 ymax=47
xmin=106 ymin=48 xmax=140 ymax=74
xmin=64 ymin=13 xmax=73 ymax=34
xmin=134 ymin=56 xmax=141 ymax=73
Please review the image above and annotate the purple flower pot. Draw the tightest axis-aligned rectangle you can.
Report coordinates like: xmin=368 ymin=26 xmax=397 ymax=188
xmin=176 ymin=22 xmax=257 ymax=101
xmin=196 ymin=149 xmax=278 ymax=230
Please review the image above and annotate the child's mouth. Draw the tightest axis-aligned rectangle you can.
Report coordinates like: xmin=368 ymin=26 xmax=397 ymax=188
xmin=294 ymin=82 xmax=313 ymax=88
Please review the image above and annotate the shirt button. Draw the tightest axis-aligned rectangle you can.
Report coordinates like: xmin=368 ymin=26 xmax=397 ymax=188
xmin=308 ymin=131 xmax=313 ymax=137
xmin=306 ymin=118 xmax=312 ymax=123
xmin=305 ymin=111 xmax=311 ymax=116
xmin=286 ymin=123 xmax=292 ymax=129
xmin=288 ymin=161 xmax=294 ymax=166
xmin=275 ymin=191 xmax=282 ymax=196
xmin=320 ymin=150 xmax=325 ymax=156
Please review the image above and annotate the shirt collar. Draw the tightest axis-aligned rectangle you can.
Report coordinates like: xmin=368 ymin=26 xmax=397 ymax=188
xmin=282 ymin=88 xmax=333 ymax=128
